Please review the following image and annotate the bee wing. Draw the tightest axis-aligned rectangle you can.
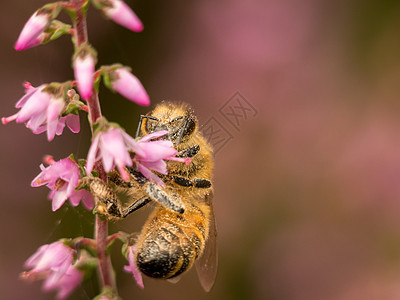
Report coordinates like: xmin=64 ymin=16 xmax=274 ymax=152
xmin=195 ymin=193 xmax=218 ymax=292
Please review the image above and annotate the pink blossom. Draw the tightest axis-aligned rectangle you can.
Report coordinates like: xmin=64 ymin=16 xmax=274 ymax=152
xmin=132 ymin=131 xmax=191 ymax=187
xmin=15 ymin=12 xmax=50 ymax=51
xmin=103 ymin=0 xmax=144 ymax=32
xmin=124 ymin=245 xmax=144 ymax=288
xmin=86 ymin=127 xmax=134 ymax=181
xmin=73 ymin=54 xmax=95 ymax=100
xmin=22 ymin=241 xmax=83 ymax=299
xmin=43 ymin=264 xmax=83 ymax=299
xmin=31 ymin=157 xmax=94 ymax=211
xmin=2 ymin=84 xmax=80 ymax=141
xmin=24 ymin=242 xmax=74 ymax=277
xmin=111 ymin=67 xmax=150 ymax=106
xmin=87 ymin=128 xmax=189 ymax=185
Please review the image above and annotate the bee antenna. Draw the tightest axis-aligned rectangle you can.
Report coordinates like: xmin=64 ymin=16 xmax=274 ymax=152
xmin=176 ymin=116 xmax=189 ymax=145
xmin=135 ymin=115 xmax=145 ymax=138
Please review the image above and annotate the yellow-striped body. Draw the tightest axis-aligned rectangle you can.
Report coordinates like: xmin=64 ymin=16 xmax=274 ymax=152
xmin=134 ymin=102 xmax=217 ymax=287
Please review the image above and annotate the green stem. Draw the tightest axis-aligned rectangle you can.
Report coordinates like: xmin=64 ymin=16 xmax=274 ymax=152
xmin=70 ymin=0 xmax=116 ymax=293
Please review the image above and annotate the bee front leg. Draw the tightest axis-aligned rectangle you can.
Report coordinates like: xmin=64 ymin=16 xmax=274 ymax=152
xmin=177 ymin=144 xmax=200 ymax=158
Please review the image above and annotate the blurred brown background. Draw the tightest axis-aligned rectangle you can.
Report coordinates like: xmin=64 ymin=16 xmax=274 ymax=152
xmin=2 ymin=0 xmax=400 ymax=299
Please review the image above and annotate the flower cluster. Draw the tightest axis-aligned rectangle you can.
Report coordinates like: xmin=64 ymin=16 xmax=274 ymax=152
xmin=9 ymin=0 xmax=193 ymax=298
xmin=22 ymin=242 xmax=83 ymax=299
xmin=87 ymin=127 xmax=190 ymax=186
xmin=2 ymin=83 xmax=80 ymax=141
xmin=31 ymin=156 xmax=94 ymax=211
xmin=6 ymin=0 xmax=149 ymax=140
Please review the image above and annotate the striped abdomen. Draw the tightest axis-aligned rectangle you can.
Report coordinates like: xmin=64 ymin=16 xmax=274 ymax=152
xmin=135 ymin=202 xmax=210 ymax=279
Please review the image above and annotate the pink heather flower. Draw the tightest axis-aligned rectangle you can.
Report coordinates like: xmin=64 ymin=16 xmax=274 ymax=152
xmin=73 ymin=54 xmax=95 ymax=100
xmin=103 ymin=0 xmax=144 ymax=32
xmin=23 ymin=241 xmax=83 ymax=300
xmin=87 ymin=128 xmax=189 ymax=185
xmin=15 ymin=12 xmax=50 ymax=51
xmin=86 ymin=127 xmax=134 ymax=181
xmin=124 ymin=245 xmax=144 ymax=289
xmin=43 ymin=264 xmax=83 ymax=299
xmin=2 ymin=84 xmax=80 ymax=141
xmin=132 ymin=131 xmax=191 ymax=187
xmin=111 ymin=67 xmax=150 ymax=106
xmin=31 ymin=157 xmax=94 ymax=211
xmin=24 ymin=242 xmax=74 ymax=277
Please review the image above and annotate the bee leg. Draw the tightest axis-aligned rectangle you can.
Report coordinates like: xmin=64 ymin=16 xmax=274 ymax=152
xmin=120 ymin=196 xmax=151 ymax=217
xmin=108 ymin=170 xmax=134 ymax=188
xmin=84 ymin=177 xmax=124 ymax=218
xmin=170 ymin=176 xmax=211 ymax=189
xmin=170 ymin=176 xmax=193 ymax=187
xmin=144 ymin=182 xmax=185 ymax=213
xmin=127 ymin=168 xmax=149 ymax=186
xmin=135 ymin=115 xmax=159 ymax=138
xmin=177 ymin=144 xmax=200 ymax=158
xmin=193 ymin=178 xmax=212 ymax=188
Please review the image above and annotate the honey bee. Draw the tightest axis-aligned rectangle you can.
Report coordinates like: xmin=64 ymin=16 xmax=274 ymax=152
xmin=86 ymin=102 xmax=217 ymax=291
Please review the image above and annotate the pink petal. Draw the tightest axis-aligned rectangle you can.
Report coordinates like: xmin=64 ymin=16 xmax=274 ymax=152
xmin=138 ymin=130 xmax=168 ymax=142
xmin=136 ymin=141 xmax=176 ymax=161
xmin=137 ymin=163 xmax=165 ymax=187
xmin=140 ymin=159 xmax=168 ymax=175
xmin=25 ymin=244 xmax=50 ymax=268
xmin=31 ymin=169 xmax=48 ymax=187
xmin=101 ymin=128 xmax=132 ymax=168
xmin=117 ymin=165 xmax=130 ymax=181
xmin=16 ymin=89 xmax=50 ymax=123
xmin=25 ymin=242 xmax=73 ymax=273
xmin=15 ymin=84 xmax=41 ymax=108
xmin=25 ymin=112 xmax=47 ymax=132
xmin=79 ymin=190 xmax=95 ymax=210
xmin=124 ymin=245 xmax=144 ymax=288
xmin=46 ymin=118 xmax=59 ymax=141
xmin=46 ymin=99 xmax=64 ymax=141
xmin=43 ymin=265 xmax=83 ymax=300
xmin=68 ymin=190 xmax=94 ymax=210
xmin=86 ymin=134 xmax=100 ymax=174
xmin=55 ymin=118 xmax=67 ymax=136
xmin=65 ymin=114 xmax=80 ymax=133
xmin=47 ymin=98 xmax=64 ymax=122
xmin=52 ymin=189 xmax=68 ymax=211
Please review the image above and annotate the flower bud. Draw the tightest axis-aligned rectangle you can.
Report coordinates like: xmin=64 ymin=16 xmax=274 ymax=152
xmin=15 ymin=12 xmax=50 ymax=51
xmin=110 ymin=67 xmax=150 ymax=106
xmin=73 ymin=53 xmax=96 ymax=100
xmin=14 ymin=4 xmax=61 ymax=51
xmin=101 ymin=0 xmax=143 ymax=32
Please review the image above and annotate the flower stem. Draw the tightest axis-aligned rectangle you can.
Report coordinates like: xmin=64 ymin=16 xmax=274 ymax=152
xmin=70 ymin=0 xmax=116 ymax=293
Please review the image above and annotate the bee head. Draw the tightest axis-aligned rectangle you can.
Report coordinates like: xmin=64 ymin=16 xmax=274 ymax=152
xmin=137 ymin=102 xmax=197 ymax=145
